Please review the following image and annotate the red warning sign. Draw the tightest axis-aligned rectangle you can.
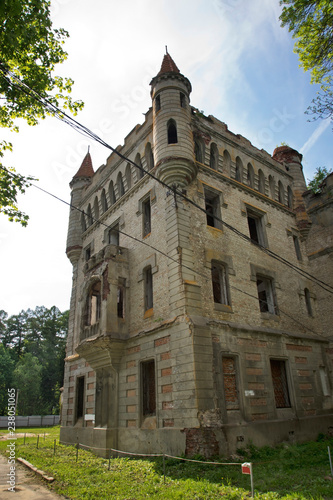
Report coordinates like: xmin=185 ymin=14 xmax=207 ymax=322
xmin=241 ymin=463 xmax=251 ymax=475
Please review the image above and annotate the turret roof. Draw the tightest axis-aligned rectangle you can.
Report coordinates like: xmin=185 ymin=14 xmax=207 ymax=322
xmin=157 ymin=51 xmax=180 ymax=75
xmin=73 ymin=151 xmax=94 ymax=179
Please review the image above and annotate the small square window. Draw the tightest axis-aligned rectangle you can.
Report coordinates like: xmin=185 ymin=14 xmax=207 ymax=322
xmin=256 ymin=276 xmax=277 ymax=314
xmin=204 ymin=189 xmax=222 ymax=229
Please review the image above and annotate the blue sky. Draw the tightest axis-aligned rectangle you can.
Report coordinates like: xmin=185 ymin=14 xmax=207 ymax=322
xmin=0 ymin=0 xmax=332 ymax=316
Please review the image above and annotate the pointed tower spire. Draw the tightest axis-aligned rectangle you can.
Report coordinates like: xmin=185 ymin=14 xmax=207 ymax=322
xmin=73 ymin=150 xmax=94 ymax=179
xmin=157 ymin=51 xmax=180 ymax=76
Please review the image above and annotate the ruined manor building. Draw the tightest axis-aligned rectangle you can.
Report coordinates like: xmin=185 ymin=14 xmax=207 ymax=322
xmin=61 ymin=53 xmax=333 ymax=456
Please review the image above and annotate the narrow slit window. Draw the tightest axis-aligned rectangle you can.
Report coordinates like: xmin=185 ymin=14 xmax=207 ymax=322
xmin=144 ymin=266 xmax=153 ymax=311
xmin=304 ymin=288 xmax=313 ymax=317
xmin=117 ymin=285 xmax=124 ymax=318
xmin=270 ymin=359 xmax=291 ymax=408
xmin=142 ymin=360 xmax=156 ymax=417
xmin=167 ymin=119 xmax=178 ymax=144
xmin=143 ymin=198 xmax=151 ymax=237
xmin=76 ymin=376 xmax=85 ymax=420
xmin=155 ymin=95 xmax=161 ymax=112
xmin=180 ymin=92 xmax=186 ymax=108
xmin=293 ymin=235 xmax=302 ymax=261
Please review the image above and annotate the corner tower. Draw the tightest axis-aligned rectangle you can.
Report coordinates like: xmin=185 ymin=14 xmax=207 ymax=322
xmin=150 ymin=51 xmax=197 ymax=188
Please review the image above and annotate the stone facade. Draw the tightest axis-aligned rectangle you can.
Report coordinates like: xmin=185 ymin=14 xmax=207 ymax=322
xmin=60 ymin=53 xmax=333 ymax=457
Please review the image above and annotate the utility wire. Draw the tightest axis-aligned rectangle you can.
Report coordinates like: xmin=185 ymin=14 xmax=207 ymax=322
xmin=1 ymin=63 xmax=333 ymax=296
xmin=1 ymin=164 xmax=324 ymax=338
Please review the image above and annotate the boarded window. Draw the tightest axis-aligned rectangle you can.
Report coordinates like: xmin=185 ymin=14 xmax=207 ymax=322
xmin=222 ymin=357 xmax=239 ymax=410
xmin=142 ymin=360 xmax=156 ymax=416
xmin=211 ymin=262 xmax=229 ymax=305
xmin=270 ymin=359 xmax=291 ymax=408
xmin=76 ymin=376 xmax=85 ymax=419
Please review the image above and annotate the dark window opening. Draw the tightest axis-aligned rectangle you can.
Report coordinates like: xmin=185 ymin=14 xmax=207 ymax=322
xmin=293 ymin=235 xmax=302 ymax=261
xmin=142 ymin=360 xmax=156 ymax=417
xmin=117 ymin=174 xmax=125 ymax=197
xmin=76 ymin=376 xmax=85 ymax=419
xmin=144 ymin=266 xmax=153 ymax=311
xmin=211 ymin=263 xmax=229 ymax=305
xmin=167 ymin=120 xmax=178 ymax=144
xmin=204 ymin=190 xmax=221 ymax=229
xmin=247 ymin=213 xmax=264 ymax=246
xmin=85 ymin=247 xmax=91 ymax=261
xmin=270 ymin=359 xmax=291 ymax=408
xmin=155 ymin=95 xmax=161 ymax=112
xmin=109 ymin=224 xmax=119 ymax=245
xmin=143 ymin=198 xmax=151 ymax=237
xmin=222 ymin=357 xmax=239 ymax=410
xmin=180 ymin=92 xmax=186 ymax=108
xmin=117 ymin=286 xmax=124 ymax=318
xmin=304 ymin=288 xmax=313 ymax=317
xmin=256 ymin=276 xmax=276 ymax=314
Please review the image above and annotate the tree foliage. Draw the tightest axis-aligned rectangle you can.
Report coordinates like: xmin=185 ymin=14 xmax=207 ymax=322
xmin=0 ymin=305 xmax=68 ymax=415
xmin=0 ymin=0 xmax=83 ymax=225
xmin=280 ymin=0 xmax=333 ymax=122
xmin=307 ymin=166 xmax=332 ymax=193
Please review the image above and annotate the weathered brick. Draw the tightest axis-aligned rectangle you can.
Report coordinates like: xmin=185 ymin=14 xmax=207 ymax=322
xmin=161 ymin=367 xmax=172 ymax=377
xmin=155 ymin=336 xmax=170 ymax=347
xmin=162 ymin=384 xmax=173 ymax=393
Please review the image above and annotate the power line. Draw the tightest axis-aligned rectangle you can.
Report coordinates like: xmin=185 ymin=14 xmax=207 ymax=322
xmin=1 ymin=63 xmax=333 ymax=296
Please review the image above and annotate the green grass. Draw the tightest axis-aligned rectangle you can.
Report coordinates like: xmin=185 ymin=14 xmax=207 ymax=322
xmin=1 ymin=426 xmax=333 ymax=499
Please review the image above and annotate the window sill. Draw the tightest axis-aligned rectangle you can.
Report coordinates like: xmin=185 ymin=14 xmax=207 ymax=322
xmin=214 ymin=303 xmax=233 ymax=313
xmin=260 ymin=312 xmax=280 ymax=322
xmin=143 ymin=232 xmax=151 ymax=239
xmin=144 ymin=308 xmax=154 ymax=319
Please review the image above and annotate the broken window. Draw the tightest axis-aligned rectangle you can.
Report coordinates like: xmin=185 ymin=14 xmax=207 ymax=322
xmin=142 ymin=360 xmax=156 ymax=417
xmin=222 ymin=356 xmax=239 ymax=410
xmin=167 ymin=119 xmax=178 ymax=144
xmin=270 ymin=359 xmax=291 ymax=408
xmin=142 ymin=198 xmax=151 ymax=237
xmin=76 ymin=376 xmax=85 ymax=420
xmin=256 ymin=276 xmax=277 ymax=314
xmin=247 ymin=211 xmax=265 ymax=246
xmin=85 ymin=281 xmax=101 ymax=326
xmin=204 ymin=189 xmax=221 ymax=229
xmin=211 ymin=262 xmax=229 ymax=305
xmin=144 ymin=266 xmax=153 ymax=311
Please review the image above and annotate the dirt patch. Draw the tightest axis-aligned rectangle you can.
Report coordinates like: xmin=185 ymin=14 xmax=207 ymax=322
xmin=0 ymin=453 xmax=65 ymax=499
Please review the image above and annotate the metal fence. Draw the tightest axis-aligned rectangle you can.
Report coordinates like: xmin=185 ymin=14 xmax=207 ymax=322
xmin=0 ymin=415 xmax=59 ymax=428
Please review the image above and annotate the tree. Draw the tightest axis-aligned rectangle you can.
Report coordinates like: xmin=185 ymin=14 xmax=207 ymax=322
xmin=280 ymin=0 xmax=333 ymax=123
xmin=12 ymin=353 xmax=43 ymax=415
xmin=307 ymin=166 xmax=332 ymax=193
xmin=0 ymin=0 xmax=83 ymax=225
xmin=0 ymin=344 xmax=15 ymax=415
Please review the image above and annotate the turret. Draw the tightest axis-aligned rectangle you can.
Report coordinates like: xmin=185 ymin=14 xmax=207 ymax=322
xmin=272 ymin=146 xmax=311 ymax=236
xmin=150 ymin=51 xmax=197 ymax=188
xmin=66 ymin=150 xmax=94 ymax=264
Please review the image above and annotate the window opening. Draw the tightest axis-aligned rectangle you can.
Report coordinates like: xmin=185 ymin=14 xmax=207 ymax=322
xmin=144 ymin=266 xmax=153 ymax=311
xmin=155 ymin=95 xmax=161 ymax=112
xmin=101 ymin=189 xmax=108 ymax=213
xmin=210 ymin=143 xmax=218 ymax=170
xmin=258 ymin=170 xmax=265 ymax=194
xmin=278 ymin=181 xmax=285 ymax=204
xmin=270 ymin=359 xmax=291 ymax=408
xmin=108 ymin=224 xmax=119 ymax=245
xmin=180 ymin=92 xmax=186 ymax=108
xmin=135 ymin=153 xmax=144 ymax=179
xmin=222 ymin=357 xmax=239 ymax=410
xmin=247 ymin=212 xmax=264 ymax=245
xmin=143 ymin=198 xmax=151 ymax=237
xmin=117 ymin=285 xmax=124 ymax=318
xmin=204 ymin=189 xmax=221 ymax=229
xmin=109 ymin=181 xmax=116 ymax=205
xmin=142 ymin=360 xmax=156 ymax=417
xmin=256 ymin=276 xmax=276 ymax=314
xmin=293 ymin=235 xmax=302 ymax=261
xmin=167 ymin=119 xmax=178 ymax=144
xmin=194 ymin=137 xmax=204 ymax=163
xmin=76 ymin=376 xmax=85 ymax=419
xmin=304 ymin=288 xmax=313 ymax=317
xmin=211 ymin=262 xmax=229 ymax=305
xmin=287 ymin=186 xmax=293 ymax=208
xmin=247 ymin=163 xmax=254 ymax=188
xmin=145 ymin=143 xmax=154 ymax=171
xmin=117 ymin=173 xmax=125 ymax=197
xmin=320 ymin=367 xmax=330 ymax=396
xmin=85 ymin=247 xmax=91 ymax=261
xmin=235 ymin=157 xmax=243 ymax=182
xmin=85 ymin=281 xmax=101 ymax=326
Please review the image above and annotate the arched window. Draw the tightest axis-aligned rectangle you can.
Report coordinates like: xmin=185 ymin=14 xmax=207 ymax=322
xmin=135 ymin=153 xmax=144 ymax=179
xmin=155 ymin=95 xmax=161 ymax=112
xmin=304 ymin=288 xmax=313 ymax=317
xmin=287 ymin=186 xmax=293 ymax=208
xmin=223 ymin=149 xmax=231 ymax=176
xmin=125 ymin=163 xmax=132 ymax=190
xmin=117 ymin=172 xmax=125 ymax=197
xmin=235 ymin=157 xmax=243 ymax=183
xmin=109 ymin=181 xmax=116 ymax=205
xmin=210 ymin=143 xmax=219 ymax=170
xmin=167 ymin=119 xmax=178 ymax=144
xmin=258 ymin=169 xmax=265 ymax=194
xmin=180 ymin=92 xmax=186 ymax=108
xmin=101 ymin=189 xmax=108 ymax=213
xmin=247 ymin=163 xmax=254 ymax=188
xmin=87 ymin=204 xmax=93 ymax=226
xmin=269 ymin=175 xmax=275 ymax=199
xmin=194 ymin=136 xmax=204 ymax=163
xmin=278 ymin=181 xmax=285 ymax=204
xmin=81 ymin=212 xmax=87 ymax=232
xmin=145 ymin=143 xmax=154 ymax=171
xmin=93 ymin=196 xmax=99 ymax=220
xmin=84 ymin=281 xmax=101 ymax=326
